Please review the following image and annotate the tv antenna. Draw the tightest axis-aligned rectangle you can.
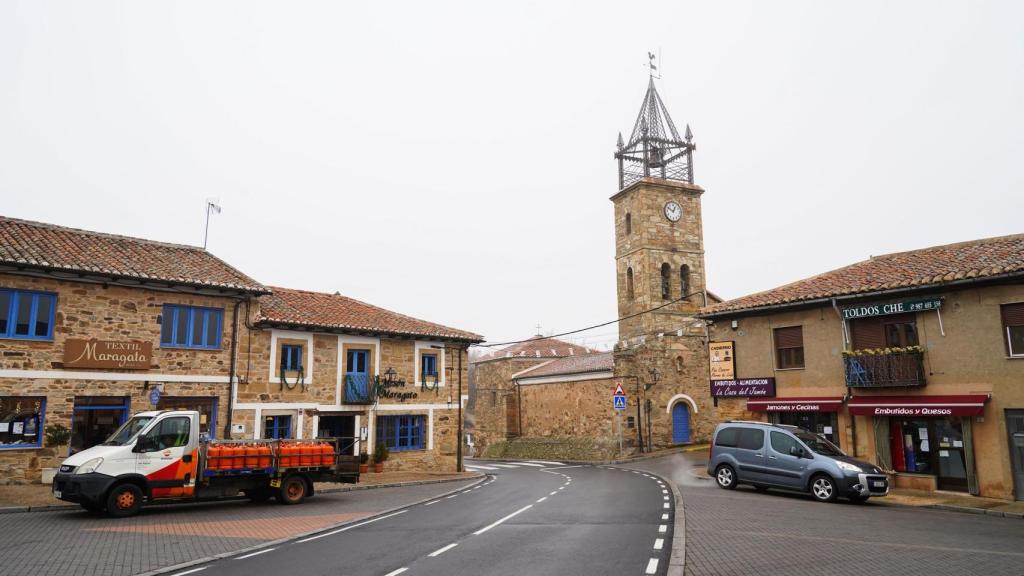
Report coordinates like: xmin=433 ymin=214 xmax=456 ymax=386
xmin=203 ymin=198 xmax=221 ymax=250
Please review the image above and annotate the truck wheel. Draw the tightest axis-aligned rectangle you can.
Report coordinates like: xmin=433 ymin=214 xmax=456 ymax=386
xmin=106 ymin=484 xmax=144 ymax=518
xmin=278 ymin=476 xmax=307 ymax=505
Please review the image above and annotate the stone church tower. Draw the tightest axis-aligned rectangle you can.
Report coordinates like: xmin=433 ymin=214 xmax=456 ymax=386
xmin=611 ymin=77 xmax=715 ymax=448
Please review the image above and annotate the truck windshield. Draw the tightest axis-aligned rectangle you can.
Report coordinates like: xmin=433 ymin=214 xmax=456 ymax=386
xmin=102 ymin=416 xmax=154 ymax=446
xmin=796 ymin=432 xmax=844 ymax=457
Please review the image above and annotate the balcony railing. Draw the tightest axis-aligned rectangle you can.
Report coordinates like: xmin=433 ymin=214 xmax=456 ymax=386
xmin=344 ymin=373 xmax=375 ymax=404
xmin=843 ymin=347 xmax=926 ymax=388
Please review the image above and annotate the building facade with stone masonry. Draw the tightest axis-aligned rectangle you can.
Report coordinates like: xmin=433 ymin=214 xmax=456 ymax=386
xmin=468 ymin=336 xmax=593 ymax=451
xmin=0 ymin=216 xmax=268 ymax=483
xmin=700 ymin=234 xmax=1024 ymax=500
xmin=512 ymin=352 xmax=616 ymax=442
xmin=233 ymin=286 xmax=482 ymax=472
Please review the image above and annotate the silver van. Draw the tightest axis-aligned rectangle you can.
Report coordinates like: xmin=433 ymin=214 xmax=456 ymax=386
xmin=707 ymin=421 xmax=889 ymax=503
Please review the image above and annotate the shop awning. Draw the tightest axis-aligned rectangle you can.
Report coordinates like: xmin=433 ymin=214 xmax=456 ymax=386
xmin=848 ymin=395 xmax=990 ymax=417
xmin=746 ymin=397 xmax=844 ymax=413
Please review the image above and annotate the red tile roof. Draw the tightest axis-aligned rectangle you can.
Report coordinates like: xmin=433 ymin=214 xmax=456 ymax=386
xmin=515 ymin=351 xmax=615 ymax=379
xmin=257 ymin=286 xmax=483 ymax=342
xmin=0 ymin=216 xmax=267 ymax=293
xmin=472 ymin=335 xmax=594 ymax=364
xmin=704 ymin=233 xmax=1024 ymax=316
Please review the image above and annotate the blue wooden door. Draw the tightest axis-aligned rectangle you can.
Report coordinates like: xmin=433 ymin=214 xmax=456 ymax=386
xmin=672 ymin=402 xmax=691 ymax=444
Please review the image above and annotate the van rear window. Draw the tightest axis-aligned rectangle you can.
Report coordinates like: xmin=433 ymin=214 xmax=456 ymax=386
xmin=715 ymin=428 xmax=739 ymax=447
xmin=737 ymin=428 xmax=765 ymax=451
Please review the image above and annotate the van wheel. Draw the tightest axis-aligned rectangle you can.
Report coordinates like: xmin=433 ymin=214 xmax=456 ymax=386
xmin=715 ymin=464 xmax=737 ymax=490
xmin=278 ymin=476 xmax=307 ymax=505
xmin=810 ymin=475 xmax=838 ymax=503
xmin=106 ymin=484 xmax=144 ymax=518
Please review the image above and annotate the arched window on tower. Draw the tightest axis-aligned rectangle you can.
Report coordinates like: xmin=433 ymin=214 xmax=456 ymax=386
xmin=626 ymin=267 xmax=635 ymax=300
xmin=625 ymin=213 xmax=632 ymax=235
xmin=680 ymin=264 xmax=691 ymax=299
xmin=661 ymin=263 xmax=671 ymax=300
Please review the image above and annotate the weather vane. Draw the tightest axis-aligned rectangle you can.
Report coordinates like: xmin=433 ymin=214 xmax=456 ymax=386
xmin=647 ymin=50 xmax=662 ymax=80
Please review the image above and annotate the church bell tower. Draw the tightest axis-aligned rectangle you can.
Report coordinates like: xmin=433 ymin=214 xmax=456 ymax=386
xmin=612 ymin=75 xmax=707 ymax=342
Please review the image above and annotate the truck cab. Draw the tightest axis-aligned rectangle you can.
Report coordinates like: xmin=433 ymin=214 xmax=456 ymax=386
xmin=53 ymin=410 xmax=202 ymax=516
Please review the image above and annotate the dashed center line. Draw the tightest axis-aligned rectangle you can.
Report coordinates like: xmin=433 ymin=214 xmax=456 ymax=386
xmin=536 ymin=496 xmax=547 ymax=503
xmin=473 ymin=504 xmax=533 ymax=535
xmin=550 ymin=491 xmax=557 ymax=496
xmin=383 ymin=569 xmax=408 ymax=576
xmin=429 ymin=543 xmax=459 ymax=557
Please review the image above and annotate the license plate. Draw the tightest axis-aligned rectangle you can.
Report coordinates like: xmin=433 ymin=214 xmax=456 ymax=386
xmin=53 ymin=490 xmax=62 ymax=498
xmin=871 ymin=481 xmax=885 ymax=488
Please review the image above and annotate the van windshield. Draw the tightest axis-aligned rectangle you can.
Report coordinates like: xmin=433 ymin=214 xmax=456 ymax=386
xmin=101 ymin=416 xmax=154 ymax=446
xmin=795 ymin=432 xmax=844 ymax=457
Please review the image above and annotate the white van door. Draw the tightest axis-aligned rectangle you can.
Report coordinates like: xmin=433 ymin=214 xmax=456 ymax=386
xmin=134 ymin=414 xmax=198 ymax=498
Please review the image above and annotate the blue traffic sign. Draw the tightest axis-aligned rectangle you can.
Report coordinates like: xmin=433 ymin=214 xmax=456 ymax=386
xmin=613 ymin=395 xmax=627 ymax=410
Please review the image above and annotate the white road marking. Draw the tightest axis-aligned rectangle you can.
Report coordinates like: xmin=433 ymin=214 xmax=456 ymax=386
xmin=383 ymin=569 xmax=408 ymax=576
xmin=558 ymin=486 xmax=565 ymax=490
xmin=424 ymin=500 xmax=442 ymax=506
xmin=528 ymin=460 xmax=565 ymax=466
xmin=549 ymin=491 xmax=557 ymax=495
xmin=664 ymin=503 xmax=670 ymax=509
xmin=491 ymin=464 xmax=520 ymax=468
xmin=663 ymin=495 xmax=669 ymax=500
xmin=646 ymin=558 xmax=659 ymax=574
xmin=661 ymin=489 xmax=668 ymax=494
xmin=429 ymin=543 xmax=458 ymax=557
xmin=236 ymin=548 xmax=276 ymax=560
xmin=536 ymin=496 xmax=547 ymax=503
xmin=297 ymin=510 xmax=408 ymax=542
xmin=446 ymin=494 xmax=458 ymax=499
xmin=473 ymin=504 xmax=533 ymax=535
xmin=465 ymin=465 xmax=498 ymax=470
xmin=662 ymin=513 xmax=669 ymax=520
xmin=171 ymin=569 xmax=207 ymax=576
xmin=658 ymin=524 xmax=667 ymax=533
xmin=654 ymin=538 xmax=664 ymax=550
xmin=510 ymin=462 xmax=546 ymax=467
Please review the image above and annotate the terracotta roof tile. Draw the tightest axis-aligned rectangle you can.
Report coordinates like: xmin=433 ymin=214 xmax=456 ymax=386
xmin=516 ymin=351 xmax=614 ymax=379
xmin=471 ymin=335 xmax=594 ymax=363
xmin=257 ymin=286 xmax=483 ymax=342
xmin=0 ymin=216 xmax=267 ymax=293
xmin=704 ymin=233 xmax=1024 ymax=316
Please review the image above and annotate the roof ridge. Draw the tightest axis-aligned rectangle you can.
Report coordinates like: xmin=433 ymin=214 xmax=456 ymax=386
xmin=867 ymin=232 xmax=1024 ymax=261
xmin=0 ymin=215 xmax=206 ymax=253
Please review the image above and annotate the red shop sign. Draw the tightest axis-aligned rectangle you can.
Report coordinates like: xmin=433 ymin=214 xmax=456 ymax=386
xmin=847 ymin=395 xmax=989 ymax=417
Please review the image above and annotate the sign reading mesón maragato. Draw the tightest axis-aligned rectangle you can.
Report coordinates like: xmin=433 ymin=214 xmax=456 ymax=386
xmin=64 ymin=339 xmax=152 ymax=370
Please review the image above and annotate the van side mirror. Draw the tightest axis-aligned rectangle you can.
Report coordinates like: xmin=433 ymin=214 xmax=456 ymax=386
xmin=789 ymin=445 xmax=804 ymax=458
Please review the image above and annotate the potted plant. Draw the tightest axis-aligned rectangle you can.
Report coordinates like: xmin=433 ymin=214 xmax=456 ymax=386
xmin=373 ymin=443 xmax=389 ymax=473
xmin=42 ymin=424 xmax=71 ymax=484
xmin=359 ymin=451 xmax=369 ymax=474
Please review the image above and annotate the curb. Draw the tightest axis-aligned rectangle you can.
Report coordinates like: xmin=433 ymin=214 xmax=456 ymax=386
xmin=136 ymin=474 xmax=488 ymax=576
xmin=0 ymin=473 xmax=483 ymax=515
xmin=474 ymin=444 xmax=709 ymax=467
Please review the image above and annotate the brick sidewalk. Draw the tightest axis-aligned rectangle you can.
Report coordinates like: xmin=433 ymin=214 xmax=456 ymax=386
xmin=0 ymin=477 xmax=480 ymax=576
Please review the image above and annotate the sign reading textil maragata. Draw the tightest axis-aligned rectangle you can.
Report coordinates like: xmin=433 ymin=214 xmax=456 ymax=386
xmin=842 ymin=297 xmax=943 ymax=320
xmin=711 ymin=378 xmax=776 ymax=398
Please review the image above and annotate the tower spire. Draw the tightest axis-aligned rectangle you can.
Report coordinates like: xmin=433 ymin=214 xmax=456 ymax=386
xmin=614 ymin=56 xmax=695 ymax=190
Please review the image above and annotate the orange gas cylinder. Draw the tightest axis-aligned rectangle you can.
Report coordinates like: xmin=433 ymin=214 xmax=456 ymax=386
xmin=230 ymin=445 xmax=245 ymax=469
xmin=207 ymin=445 xmax=222 ymax=469
xmin=244 ymin=444 xmax=259 ymax=468
xmin=320 ymin=443 xmax=333 ymax=466
xmin=299 ymin=443 xmax=313 ymax=467
xmin=280 ymin=444 xmax=294 ymax=468
xmin=257 ymin=445 xmax=272 ymax=468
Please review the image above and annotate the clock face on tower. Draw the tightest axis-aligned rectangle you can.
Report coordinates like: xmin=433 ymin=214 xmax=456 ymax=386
xmin=663 ymin=201 xmax=682 ymax=222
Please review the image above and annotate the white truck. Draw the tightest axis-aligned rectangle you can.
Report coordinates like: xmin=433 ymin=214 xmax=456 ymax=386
xmin=52 ymin=409 xmax=360 ymax=517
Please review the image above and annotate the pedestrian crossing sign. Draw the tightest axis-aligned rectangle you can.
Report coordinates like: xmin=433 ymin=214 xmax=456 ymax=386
xmin=613 ymin=395 xmax=627 ymax=410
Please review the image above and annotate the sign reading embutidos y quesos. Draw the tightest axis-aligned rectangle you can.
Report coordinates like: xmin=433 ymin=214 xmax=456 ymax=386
xmin=711 ymin=378 xmax=776 ymax=398
xmin=64 ymin=339 xmax=152 ymax=369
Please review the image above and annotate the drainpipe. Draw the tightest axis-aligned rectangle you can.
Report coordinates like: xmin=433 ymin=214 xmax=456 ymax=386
xmin=223 ymin=299 xmax=243 ymax=439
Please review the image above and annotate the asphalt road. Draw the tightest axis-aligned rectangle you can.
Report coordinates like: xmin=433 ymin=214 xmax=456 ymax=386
xmin=172 ymin=460 xmax=674 ymax=576
xmin=630 ymin=451 xmax=1024 ymax=576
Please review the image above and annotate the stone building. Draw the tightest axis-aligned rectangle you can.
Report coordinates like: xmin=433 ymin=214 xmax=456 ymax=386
xmin=233 ymin=286 xmax=482 ymax=472
xmin=0 ymin=216 xmax=267 ymax=483
xmin=468 ymin=336 xmax=592 ymax=451
xmin=701 ymin=234 xmax=1024 ymax=500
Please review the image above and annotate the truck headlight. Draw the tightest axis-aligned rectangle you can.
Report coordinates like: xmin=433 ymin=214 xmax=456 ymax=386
xmin=837 ymin=461 xmax=862 ymax=473
xmin=76 ymin=457 xmax=104 ymax=474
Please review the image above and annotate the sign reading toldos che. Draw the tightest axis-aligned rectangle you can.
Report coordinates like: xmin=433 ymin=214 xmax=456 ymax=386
xmin=842 ymin=297 xmax=943 ymax=320
xmin=708 ymin=341 xmax=735 ymax=381
xmin=64 ymin=339 xmax=152 ymax=370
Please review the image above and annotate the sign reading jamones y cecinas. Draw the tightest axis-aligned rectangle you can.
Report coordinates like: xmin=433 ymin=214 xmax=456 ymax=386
xmin=64 ymin=339 xmax=152 ymax=370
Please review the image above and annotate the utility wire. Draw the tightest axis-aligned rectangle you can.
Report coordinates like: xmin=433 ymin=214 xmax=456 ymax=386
xmin=472 ymin=290 xmax=707 ymax=348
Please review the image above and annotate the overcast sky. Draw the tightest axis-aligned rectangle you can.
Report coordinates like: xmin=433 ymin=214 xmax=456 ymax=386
xmin=2 ymin=1 xmax=1022 ymax=350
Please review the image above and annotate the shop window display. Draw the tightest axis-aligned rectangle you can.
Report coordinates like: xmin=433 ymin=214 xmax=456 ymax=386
xmin=0 ymin=397 xmax=44 ymax=448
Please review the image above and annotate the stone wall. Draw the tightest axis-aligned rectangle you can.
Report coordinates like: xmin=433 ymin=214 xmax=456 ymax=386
xmin=468 ymin=357 xmax=549 ymax=450
xmin=518 ymin=377 xmax=617 ymax=441
xmin=0 ymin=273 xmax=243 ymax=483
